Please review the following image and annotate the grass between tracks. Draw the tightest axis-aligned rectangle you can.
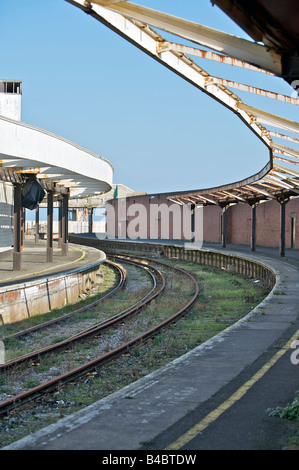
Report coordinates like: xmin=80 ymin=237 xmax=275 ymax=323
xmin=0 ymin=258 xmax=275 ymax=447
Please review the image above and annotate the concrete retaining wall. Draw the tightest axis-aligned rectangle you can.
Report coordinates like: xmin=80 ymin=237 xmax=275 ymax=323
xmin=0 ymin=250 xmax=106 ymax=325
xmin=69 ymin=236 xmax=276 ymax=291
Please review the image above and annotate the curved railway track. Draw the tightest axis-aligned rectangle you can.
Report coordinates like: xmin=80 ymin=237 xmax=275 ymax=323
xmin=0 ymin=254 xmax=199 ymax=417
xmin=0 ymin=256 xmax=164 ymax=372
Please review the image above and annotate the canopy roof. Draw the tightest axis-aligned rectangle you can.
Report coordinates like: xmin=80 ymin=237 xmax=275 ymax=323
xmin=0 ymin=115 xmax=113 ymax=200
xmin=68 ymin=0 xmax=299 ymax=206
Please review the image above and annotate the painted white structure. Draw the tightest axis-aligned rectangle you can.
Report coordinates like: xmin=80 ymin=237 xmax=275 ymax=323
xmin=0 ymin=78 xmax=113 ymax=252
xmin=0 ymin=79 xmax=113 ymax=199
xmin=0 ymin=115 xmax=113 ymax=199
xmin=0 ymin=80 xmax=21 ymax=121
xmin=0 ymin=182 xmax=13 ymax=249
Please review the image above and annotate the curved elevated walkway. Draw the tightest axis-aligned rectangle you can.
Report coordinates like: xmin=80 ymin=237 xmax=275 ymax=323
xmin=3 ymin=241 xmax=299 ymax=450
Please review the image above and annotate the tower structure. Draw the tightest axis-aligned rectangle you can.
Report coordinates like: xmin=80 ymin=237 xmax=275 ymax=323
xmin=0 ymin=80 xmax=22 ymax=121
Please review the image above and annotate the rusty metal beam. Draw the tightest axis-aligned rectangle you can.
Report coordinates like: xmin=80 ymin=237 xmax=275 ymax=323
xmin=210 ymin=77 xmax=299 ymax=105
xmin=273 ymin=163 xmax=299 ymax=178
xmin=272 ymin=143 xmax=299 ymax=160
xmin=156 ymin=41 xmax=275 ymax=75
xmin=270 ymin=131 xmax=299 ymax=144
xmin=237 ymin=103 xmax=299 ymax=134
xmin=273 ymin=155 xmax=299 ymax=167
xmin=245 ymin=184 xmax=276 ymax=199
xmin=89 ymin=0 xmax=282 ymax=75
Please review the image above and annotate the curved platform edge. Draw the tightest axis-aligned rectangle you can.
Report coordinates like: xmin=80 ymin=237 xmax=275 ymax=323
xmin=0 ymin=243 xmax=106 ymax=326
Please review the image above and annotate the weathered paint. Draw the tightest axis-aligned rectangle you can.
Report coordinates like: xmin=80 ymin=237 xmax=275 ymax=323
xmin=0 ymin=260 xmax=104 ymax=325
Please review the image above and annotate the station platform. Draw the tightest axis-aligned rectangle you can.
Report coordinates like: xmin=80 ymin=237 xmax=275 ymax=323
xmin=0 ymin=238 xmax=103 ymax=289
xmin=0 ymin=238 xmax=106 ymax=325
xmin=2 ymin=242 xmax=299 ymax=450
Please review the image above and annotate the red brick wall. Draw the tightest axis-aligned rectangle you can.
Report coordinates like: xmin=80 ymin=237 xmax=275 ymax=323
xmin=106 ymin=194 xmax=299 ymax=249
xmin=226 ymin=203 xmax=252 ymax=245
xmin=203 ymin=205 xmax=222 ymax=243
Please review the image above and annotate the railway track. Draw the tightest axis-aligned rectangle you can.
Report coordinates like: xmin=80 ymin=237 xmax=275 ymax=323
xmin=0 ymin=256 xmax=164 ymax=372
xmin=0 ymin=254 xmax=198 ymax=417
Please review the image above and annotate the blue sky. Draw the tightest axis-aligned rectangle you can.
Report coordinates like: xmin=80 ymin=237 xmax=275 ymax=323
xmin=1 ymin=0 xmax=296 ymax=195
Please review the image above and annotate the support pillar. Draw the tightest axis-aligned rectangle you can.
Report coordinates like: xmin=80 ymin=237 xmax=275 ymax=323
xmin=279 ymin=198 xmax=289 ymax=257
xmin=35 ymin=206 xmax=40 ymax=243
xmin=61 ymin=192 xmax=69 ymax=256
xmin=221 ymin=205 xmax=227 ymax=248
xmin=251 ymin=203 xmax=257 ymax=252
xmin=88 ymin=207 xmax=93 ymax=234
xmin=190 ymin=203 xmax=195 ymax=243
xmin=58 ymin=200 xmax=62 ymax=248
xmin=22 ymin=208 xmax=25 ymax=246
xmin=47 ymin=190 xmax=54 ymax=262
xmin=13 ymin=183 xmax=22 ymax=270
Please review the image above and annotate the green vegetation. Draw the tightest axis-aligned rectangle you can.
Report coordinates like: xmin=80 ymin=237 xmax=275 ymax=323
xmin=267 ymin=392 xmax=299 ymax=447
xmin=268 ymin=392 xmax=299 ymax=422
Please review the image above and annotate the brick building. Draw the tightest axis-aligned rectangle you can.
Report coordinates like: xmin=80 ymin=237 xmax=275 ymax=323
xmin=105 ymin=191 xmax=298 ymax=250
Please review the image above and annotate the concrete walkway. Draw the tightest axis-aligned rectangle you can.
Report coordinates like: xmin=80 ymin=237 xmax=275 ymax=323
xmin=0 ymin=238 xmax=103 ymax=288
xmin=2 ymin=242 xmax=299 ymax=450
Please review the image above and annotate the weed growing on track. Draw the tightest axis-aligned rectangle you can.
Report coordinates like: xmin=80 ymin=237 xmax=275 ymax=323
xmin=0 ymin=258 xmax=269 ymax=448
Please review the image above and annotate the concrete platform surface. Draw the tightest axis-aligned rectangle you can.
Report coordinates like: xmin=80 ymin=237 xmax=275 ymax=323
xmin=0 ymin=238 xmax=104 ymax=288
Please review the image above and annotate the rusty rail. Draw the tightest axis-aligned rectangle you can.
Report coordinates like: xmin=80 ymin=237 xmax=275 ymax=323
xmin=0 ymin=257 xmax=164 ymax=373
xmin=0 ymin=255 xmax=198 ymax=417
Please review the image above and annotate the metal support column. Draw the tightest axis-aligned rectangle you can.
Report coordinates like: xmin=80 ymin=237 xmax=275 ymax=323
xmin=88 ymin=207 xmax=93 ymax=234
xmin=58 ymin=200 xmax=62 ymax=248
xmin=13 ymin=183 xmax=22 ymax=271
xmin=61 ymin=192 xmax=69 ymax=256
xmin=47 ymin=190 xmax=54 ymax=262
xmin=221 ymin=205 xmax=227 ymax=248
xmin=279 ymin=199 xmax=288 ymax=257
xmin=191 ymin=203 xmax=195 ymax=243
xmin=251 ymin=204 xmax=257 ymax=252
xmin=22 ymin=208 xmax=25 ymax=245
xmin=35 ymin=206 xmax=40 ymax=243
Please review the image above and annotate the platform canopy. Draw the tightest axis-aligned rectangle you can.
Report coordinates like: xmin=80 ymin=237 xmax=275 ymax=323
xmin=67 ymin=0 xmax=299 ymax=206
xmin=0 ymin=115 xmax=113 ymax=200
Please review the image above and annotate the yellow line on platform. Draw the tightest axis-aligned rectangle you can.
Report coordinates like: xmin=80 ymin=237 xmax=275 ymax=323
xmin=0 ymin=248 xmax=86 ymax=284
xmin=166 ymin=328 xmax=299 ymax=450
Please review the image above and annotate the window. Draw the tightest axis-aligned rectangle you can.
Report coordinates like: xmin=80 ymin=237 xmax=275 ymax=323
xmin=6 ymin=82 xmax=13 ymax=93
xmin=0 ymin=81 xmax=22 ymax=94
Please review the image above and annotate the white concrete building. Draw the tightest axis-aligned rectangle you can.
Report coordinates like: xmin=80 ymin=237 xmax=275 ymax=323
xmin=0 ymin=80 xmax=20 ymax=249
xmin=0 ymin=79 xmax=113 ymax=266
